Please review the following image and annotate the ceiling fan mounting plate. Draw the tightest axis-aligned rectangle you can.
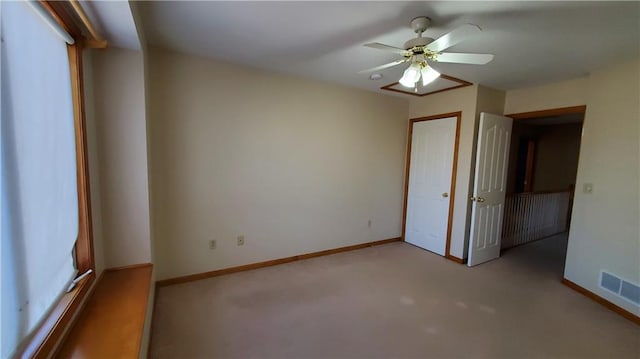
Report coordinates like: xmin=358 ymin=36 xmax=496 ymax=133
xmin=410 ymin=16 xmax=431 ymax=34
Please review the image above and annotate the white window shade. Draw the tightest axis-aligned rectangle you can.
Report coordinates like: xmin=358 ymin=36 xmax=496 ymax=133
xmin=1 ymin=2 xmax=78 ymax=357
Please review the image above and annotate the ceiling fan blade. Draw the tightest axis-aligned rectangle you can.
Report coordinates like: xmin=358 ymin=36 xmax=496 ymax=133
xmin=358 ymin=58 xmax=409 ymax=73
xmin=364 ymin=42 xmax=411 ymax=56
xmin=436 ymin=52 xmax=494 ymax=65
xmin=425 ymin=24 xmax=482 ymax=52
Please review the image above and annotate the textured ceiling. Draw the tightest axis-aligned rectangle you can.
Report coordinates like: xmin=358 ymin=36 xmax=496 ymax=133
xmin=136 ymin=1 xmax=640 ymax=96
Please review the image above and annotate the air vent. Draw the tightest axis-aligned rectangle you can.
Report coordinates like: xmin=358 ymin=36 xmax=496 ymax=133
xmin=600 ymin=272 xmax=621 ymax=293
xmin=620 ymin=281 xmax=640 ymax=305
xmin=600 ymin=271 xmax=640 ymax=306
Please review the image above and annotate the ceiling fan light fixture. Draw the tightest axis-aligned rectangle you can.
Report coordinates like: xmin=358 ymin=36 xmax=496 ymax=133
xmin=421 ymin=65 xmax=441 ymax=86
xmin=399 ymin=63 xmax=422 ymax=88
xmin=359 ymin=17 xmax=495 ymax=94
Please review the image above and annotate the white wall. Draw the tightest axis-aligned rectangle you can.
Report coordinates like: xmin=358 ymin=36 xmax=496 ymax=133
xmin=504 ymin=60 xmax=640 ymax=315
xmin=148 ymin=48 xmax=409 ymax=280
xmin=88 ymin=47 xmax=152 ymax=268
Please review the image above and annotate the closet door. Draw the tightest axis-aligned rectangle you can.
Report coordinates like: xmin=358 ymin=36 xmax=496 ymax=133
xmin=404 ymin=116 xmax=458 ymax=256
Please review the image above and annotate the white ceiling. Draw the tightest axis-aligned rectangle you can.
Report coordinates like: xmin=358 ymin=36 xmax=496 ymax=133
xmin=135 ymin=1 xmax=639 ymax=96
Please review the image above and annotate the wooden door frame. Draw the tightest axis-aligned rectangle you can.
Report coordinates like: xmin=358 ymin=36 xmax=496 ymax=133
xmin=402 ymin=111 xmax=462 ymax=261
xmin=505 ymin=105 xmax=586 ymax=120
xmin=505 ymin=103 xmax=586 ymax=238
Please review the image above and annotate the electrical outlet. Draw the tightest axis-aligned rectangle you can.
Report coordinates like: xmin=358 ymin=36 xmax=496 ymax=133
xmin=237 ymin=235 xmax=245 ymax=246
xmin=368 ymin=219 xmax=372 ymax=228
xmin=209 ymin=240 xmax=216 ymax=250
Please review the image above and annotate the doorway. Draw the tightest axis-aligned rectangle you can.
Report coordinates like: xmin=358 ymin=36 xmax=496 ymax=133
xmin=501 ymin=106 xmax=586 ymax=277
xmin=403 ymin=112 xmax=461 ymax=258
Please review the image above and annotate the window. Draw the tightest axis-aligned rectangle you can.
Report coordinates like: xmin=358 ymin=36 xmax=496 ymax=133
xmin=1 ymin=1 xmax=95 ymax=357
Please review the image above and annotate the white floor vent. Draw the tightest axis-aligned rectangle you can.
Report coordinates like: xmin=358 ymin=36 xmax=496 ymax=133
xmin=600 ymin=271 xmax=640 ymax=306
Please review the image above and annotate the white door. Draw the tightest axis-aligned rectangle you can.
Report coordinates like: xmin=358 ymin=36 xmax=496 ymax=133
xmin=405 ymin=117 xmax=457 ymax=256
xmin=468 ymin=113 xmax=513 ymax=266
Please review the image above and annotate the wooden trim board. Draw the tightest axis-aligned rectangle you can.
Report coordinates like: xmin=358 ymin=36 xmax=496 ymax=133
xmin=445 ymin=254 xmax=466 ymax=264
xmin=562 ymin=278 xmax=640 ymax=325
xmin=381 ymin=74 xmax=472 ymax=97
xmin=157 ymin=237 xmax=402 ymax=287
xmin=506 ymin=105 xmax=586 ymax=120
xmin=402 ymin=112 xmax=462 ymax=262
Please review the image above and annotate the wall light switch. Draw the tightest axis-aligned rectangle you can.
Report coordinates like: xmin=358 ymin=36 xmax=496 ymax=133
xmin=209 ymin=240 xmax=216 ymax=250
xmin=237 ymin=235 xmax=245 ymax=246
xmin=583 ymin=183 xmax=594 ymax=194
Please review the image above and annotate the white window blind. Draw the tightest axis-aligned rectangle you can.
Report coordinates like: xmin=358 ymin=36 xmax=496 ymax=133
xmin=1 ymin=1 xmax=78 ymax=358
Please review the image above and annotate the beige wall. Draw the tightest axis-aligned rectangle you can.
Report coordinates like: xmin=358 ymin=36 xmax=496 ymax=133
xmin=506 ymin=123 xmax=582 ymax=193
xmin=503 ymin=60 xmax=639 ymax=315
xmin=532 ymin=124 xmax=582 ymax=192
xmin=88 ymin=40 xmax=638 ymax=317
xmin=564 ymin=59 xmax=640 ymax=315
xmin=408 ymin=85 xmax=506 ymax=259
xmin=87 ymin=48 xmax=152 ymax=268
xmin=504 ymin=77 xmax=588 ymax=115
xmin=148 ymin=48 xmax=409 ymax=280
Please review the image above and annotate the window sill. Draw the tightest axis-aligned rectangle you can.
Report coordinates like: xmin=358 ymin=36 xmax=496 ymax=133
xmin=55 ymin=264 xmax=153 ymax=358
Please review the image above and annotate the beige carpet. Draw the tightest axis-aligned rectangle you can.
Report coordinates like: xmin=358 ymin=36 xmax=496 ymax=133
xmin=150 ymin=234 xmax=639 ymax=358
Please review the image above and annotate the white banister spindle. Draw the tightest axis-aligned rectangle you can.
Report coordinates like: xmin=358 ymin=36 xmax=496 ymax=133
xmin=501 ymin=190 xmax=571 ymax=249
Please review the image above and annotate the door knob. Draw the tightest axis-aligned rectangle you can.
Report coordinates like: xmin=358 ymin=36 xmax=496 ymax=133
xmin=442 ymin=192 xmax=449 ymax=198
xmin=470 ymin=196 xmax=476 ymax=201
xmin=477 ymin=197 xmax=485 ymax=202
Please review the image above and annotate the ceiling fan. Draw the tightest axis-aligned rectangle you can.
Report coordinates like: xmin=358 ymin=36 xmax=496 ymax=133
xmin=359 ymin=16 xmax=494 ymax=90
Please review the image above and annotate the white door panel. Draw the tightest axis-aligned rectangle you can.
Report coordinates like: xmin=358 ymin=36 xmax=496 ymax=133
xmin=405 ymin=117 xmax=457 ymax=256
xmin=468 ymin=113 xmax=512 ymax=266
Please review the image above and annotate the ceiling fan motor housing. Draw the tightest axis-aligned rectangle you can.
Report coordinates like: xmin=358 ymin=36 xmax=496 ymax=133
xmin=405 ymin=16 xmax=435 ymax=53
xmin=404 ymin=37 xmax=434 ymax=51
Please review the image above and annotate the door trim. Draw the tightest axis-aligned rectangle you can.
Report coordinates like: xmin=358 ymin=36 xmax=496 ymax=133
xmin=402 ymin=112 xmax=462 ymax=260
xmin=505 ymin=105 xmax=586 ymax=120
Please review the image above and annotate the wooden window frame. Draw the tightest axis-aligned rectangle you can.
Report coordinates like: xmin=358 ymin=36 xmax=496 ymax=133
xmin=14 ymin=2 xmax=105 ymax=358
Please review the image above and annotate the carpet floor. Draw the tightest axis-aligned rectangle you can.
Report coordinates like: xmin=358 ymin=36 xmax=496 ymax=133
xmin=150 ymin=234 xmax=639 ymax=358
